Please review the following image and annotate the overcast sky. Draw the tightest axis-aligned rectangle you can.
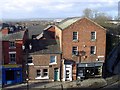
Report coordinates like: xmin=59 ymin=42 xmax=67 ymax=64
xmin=0 ymin=0 xmax=120 ymax=19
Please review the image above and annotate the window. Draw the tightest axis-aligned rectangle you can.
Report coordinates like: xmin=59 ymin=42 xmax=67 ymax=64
xmin=50 ymin=56 xmax=57 ymax=64
xmin=35 ymin=69 xmax=49 ymax=79
xmin=27 ymin=57 xmax=33 ymax=63
xmin=73 ymin=32 xmax=78 ymax=41
xmin=43 ymin=69 xmax=48 ymax=77
xmin=9 ymin=53 xmax=16 ymax=63
xmin=72 ymin=46 xmax=78 ymax=55
xmin=36 ymin=70 xmax=41 ymax=77
xmin=9 ymin=41 xmax=15 ymax=48
xmin=90 ymin=46 xmax=96 ymax=55
xmin=91 ymin=32 xmax=96 ymax=41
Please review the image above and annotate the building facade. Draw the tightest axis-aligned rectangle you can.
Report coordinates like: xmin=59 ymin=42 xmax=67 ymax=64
xmin=1 ymin=27 xmax=28 ymax=85
xmin=25 ymin=39 xmax=61 ymax=81
xmin=26 ymin=17 xmax=106 ymax=82
xmin=54 ymin=17 xmax=106 ymax=81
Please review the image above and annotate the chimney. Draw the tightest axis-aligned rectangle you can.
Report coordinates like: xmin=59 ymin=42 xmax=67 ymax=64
xmin=1 ymin=28 xmax=9 ymax=35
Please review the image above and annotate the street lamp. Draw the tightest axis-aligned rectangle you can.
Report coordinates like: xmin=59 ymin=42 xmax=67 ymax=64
xmin=22 ymin=43 xmax=32 ymax=90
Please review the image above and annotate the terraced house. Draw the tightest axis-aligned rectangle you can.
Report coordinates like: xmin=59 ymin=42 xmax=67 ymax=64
xmin=27 ymin=17 xmax=106 ymax=82
xmin=1 ymin=25 xmax=28 ymax=85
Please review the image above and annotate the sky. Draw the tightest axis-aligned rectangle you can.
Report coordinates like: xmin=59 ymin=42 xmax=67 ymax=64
xmin=0 ymin=0 xmax=120 ymax=20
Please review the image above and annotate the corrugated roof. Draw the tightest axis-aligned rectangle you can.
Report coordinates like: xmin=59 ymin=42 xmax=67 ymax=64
xmin=57 ymin=17 xmax=81 ymax=30
xmin=2 ymin=31 xmax=25 ymax=41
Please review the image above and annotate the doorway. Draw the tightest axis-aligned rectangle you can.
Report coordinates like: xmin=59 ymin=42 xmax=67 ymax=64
xmin=65 ymin=65 xmax=72 ymax=81
xmin=54 ymin=68 xmax=59 ymax=81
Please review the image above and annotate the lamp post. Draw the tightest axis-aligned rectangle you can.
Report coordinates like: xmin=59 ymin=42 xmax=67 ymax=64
xmin=22 ymin=43 xmax=32 ymax=90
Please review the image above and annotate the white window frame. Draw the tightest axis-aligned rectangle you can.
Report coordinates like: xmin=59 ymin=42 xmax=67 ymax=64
xmin=72 ymin=46 xmax=78 ymax=55
xmin=9 ymin=52 xmax=16 ymax=64
xmin=36 ymin=69 xmax=41 ymax=77
xmin=90 ymin=46 xmax=96 ymax=55
xmin=43 ymin=69 xmax=48 ymax=77
xmin=9 ymin=41 xmax=16 ymax=49
xmin=73 ymin=32 xmax=78 ymax=41
xmin=91 ymin=31 xmax=96 ymax=41
xmin=35 ymin=69 xmax=49 ymax=79
xmin=27 ymin=56 xmax=34 ymax=65
xmin=49 ymin=56 xmax=57 ymax=65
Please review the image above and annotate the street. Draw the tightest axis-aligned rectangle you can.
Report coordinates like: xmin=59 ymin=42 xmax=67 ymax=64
xmin=97 ymin=81 xmax=120 ymax=90
xmin=3 ymin=82 xmax=50 ymax=90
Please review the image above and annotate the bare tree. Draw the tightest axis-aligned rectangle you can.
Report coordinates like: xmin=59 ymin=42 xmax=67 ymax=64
xmin=82 ymin=8 xmax=93 ymax=19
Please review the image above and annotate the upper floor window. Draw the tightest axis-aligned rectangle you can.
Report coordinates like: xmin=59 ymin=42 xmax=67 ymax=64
xmin=72 ymin=46 xmax=79 ymax=56
xmin=9 ymin=41 xmax=15 ymax=48
xmin=90 ymin=46 xmax=96 ymax=55
xmin=50 ymin=56 xmax=57 ymax=64
xmin=73 ymin=32 xmax=78 ymax=41
xmin=9 ymin=52 xmax=16 ymax=63
xmin=91 ymin=32 xmax=96 ymax=41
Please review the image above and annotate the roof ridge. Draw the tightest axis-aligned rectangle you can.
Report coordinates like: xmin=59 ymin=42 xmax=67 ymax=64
xmin=57 ymin=17 xmax=81 ymax=30
xmin=83 ymin=17 xmax=106 ymax=30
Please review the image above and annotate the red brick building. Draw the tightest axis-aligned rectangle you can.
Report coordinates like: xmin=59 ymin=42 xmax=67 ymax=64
xmin=54 ymin=17 xmax=106 ymax=81
xmin=1 ymin=29 xmax=28 ymax=85
xmin=27 ymin=17 xmax=106 ymax=82
xmin=25 ymin=39 xmax=61 ymax=81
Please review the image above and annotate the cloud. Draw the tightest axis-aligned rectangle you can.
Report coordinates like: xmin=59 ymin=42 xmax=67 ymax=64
xmin=0 ymin=0 xmax=119 ymax=19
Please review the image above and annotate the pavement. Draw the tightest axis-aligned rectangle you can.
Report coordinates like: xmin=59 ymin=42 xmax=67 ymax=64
xmin=2 ymin=76 xmax=120 ymax=90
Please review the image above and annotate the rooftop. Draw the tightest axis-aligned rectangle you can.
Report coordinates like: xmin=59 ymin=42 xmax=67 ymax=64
xmin=2 ymin=30 xmax=26 ymax=41
xmin=26 ymin=39 xmax=61 ymax=54
xmin=57 ymin=17 xmax=81 ymax=30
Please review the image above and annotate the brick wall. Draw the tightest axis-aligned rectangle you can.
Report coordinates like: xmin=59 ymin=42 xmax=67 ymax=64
xmin=61 ymin=18 xmax=106 ymax=63
xmin=29 ymin=54 xmax=61 ymax=80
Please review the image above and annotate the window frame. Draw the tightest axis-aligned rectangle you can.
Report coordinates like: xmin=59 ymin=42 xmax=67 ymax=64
xmin=35 ymin=68 xmax=49 ymax=79
xmin=72 ymin=46 xmax=78 ymax=55
xmin=9 ymin=41 xmax=16 ymax=48
xmin=73 ymin=32 xmax=78 ymax=41
xmin=90 ymin=46 xmax=96 ymax=55
xmin=36 ymin=69 xmax=41 ymax=77
xmin=91 ymin=31 xmax=96 ymax=41
xmin=9 ymin=52 xmax=16 ymax=63
xmin=43 ymin=69 xmax=48 ymax=77
xmin=49 ymin=56 xmax=57 ymax=64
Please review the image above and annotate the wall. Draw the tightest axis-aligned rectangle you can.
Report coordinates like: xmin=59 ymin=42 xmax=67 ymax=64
xmin=29 ymin=54 xmax=61 ymax=81
xmin=62 ymin=18 xmax=106 ymax=63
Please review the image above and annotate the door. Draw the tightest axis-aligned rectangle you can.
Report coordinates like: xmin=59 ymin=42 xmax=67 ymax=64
xmin=65 ymin=65 xmax=72 ymax=81
xmin=54 ymin=68 xmax=59 ymax=81
xmin=5 ymin=70 xmax=15 ymax=84
xmin=16 ymin=70 xmax=22 ymax=83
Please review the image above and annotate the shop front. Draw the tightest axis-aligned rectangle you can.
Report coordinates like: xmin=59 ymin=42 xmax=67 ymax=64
xmin=2 ymin=65 xmax=23 ymax=85
xmin=77 ymin=62 xmax=103 ymax=80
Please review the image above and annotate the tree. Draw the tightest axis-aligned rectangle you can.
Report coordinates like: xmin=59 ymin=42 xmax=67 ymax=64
xmin=94 ymin=12 xmax=112 ymax=26
xmin=82 ymin=8 xmax=93 ymax=19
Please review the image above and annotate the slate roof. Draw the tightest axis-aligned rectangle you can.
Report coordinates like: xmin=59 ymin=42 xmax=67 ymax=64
xmin=57 ymin=17 xmax=81 ymax=30
xmin=27 ymin=24 xmax=46 ymax=39
xmin=26 ymin=39 xmax=61 ymax=54
xmin=2 ymin=31 xmax=25 ymax=41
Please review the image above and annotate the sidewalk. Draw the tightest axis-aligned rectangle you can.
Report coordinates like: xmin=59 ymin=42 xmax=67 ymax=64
xmin=3 ymin=77 xmax=117 ymax=89
xmin=3 ymin=83 xmax=28 ymax=89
